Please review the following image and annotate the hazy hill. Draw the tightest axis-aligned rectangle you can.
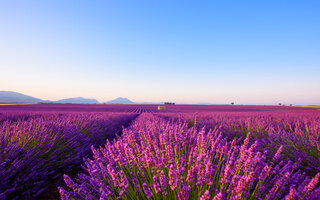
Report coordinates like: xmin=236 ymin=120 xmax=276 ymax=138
xmin=0 ymin=91 xmax=44 ymax=103
xmin=55 ymin=97 xmax=99 ymax=104
xmin=0 ymin=91 xmax=99 ymax=104
xmin=0 ymin=91 xmax=156 ymax=105
xmin=104 ymin=97 xmax=135 ymax=104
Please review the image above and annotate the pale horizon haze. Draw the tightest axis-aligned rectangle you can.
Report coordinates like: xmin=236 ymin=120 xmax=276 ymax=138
xmin=1 ymin=1 xmax=320 ymax=105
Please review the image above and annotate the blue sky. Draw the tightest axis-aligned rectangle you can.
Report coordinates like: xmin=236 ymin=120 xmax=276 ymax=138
xmin=0 ymin=0 xmax=319 ymax=104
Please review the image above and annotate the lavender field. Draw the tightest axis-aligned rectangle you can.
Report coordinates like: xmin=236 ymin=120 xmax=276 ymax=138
xmin=0 ymin=104 xmax=319 ymax=200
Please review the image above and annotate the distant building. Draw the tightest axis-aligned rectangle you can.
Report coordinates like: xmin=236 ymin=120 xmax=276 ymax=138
xmin=158 ymin=106 xmax=166 ymax=110
xmin=164 ymin=102 xmax=175 ymax=105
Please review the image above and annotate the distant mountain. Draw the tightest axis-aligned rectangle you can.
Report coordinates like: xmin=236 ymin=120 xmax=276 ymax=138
xmin=0 ymin=91 xmax=154 ymax=105
xmin=55 ymin=97 xmax=99 ymax=104
xmin=0 ymin=91 xmax=45 ymax=103
xmin=0 ymin=91 xmax=100 ymax=104
xmin=104 ymin=97 xmax=135 ymax=104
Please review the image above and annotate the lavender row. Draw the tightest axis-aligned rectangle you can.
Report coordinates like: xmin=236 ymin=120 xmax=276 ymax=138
xmin=0 ymin=112 xmax=138 ymax=199
xmin=0 ymin=112 xmax=47 ymax=124
xmin=60 ymin=113 xmax=320 ymax=199
xmin=157 ymin=111 xmax=320 ymax=176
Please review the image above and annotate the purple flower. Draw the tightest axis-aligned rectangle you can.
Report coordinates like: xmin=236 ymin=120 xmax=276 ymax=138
xmin=159 ymin=170 xmax=168 ymax=195
xmin=273 ymin=145 xmax=283 ymax=163
xmin=107 ymin=164 xmax=119 ymax=188
xmin=305 ymin=173 xmax=320 ymax=192
xmin=212 ymin=192 xmax=223 ymax=200
xmin=58 ymin=187 xmax=69 ymax=200
xmin=130 ymin=171 xmax=138 ymax=185
xmin=200 ymin=190 xmax=210 ymax=200
xmin=169 ymin=164 xmax=178 ymax=190
xmin=120 ymin=171 xmax=129 ymax=190
xmin=142 ymin=183 xmax=153 ymax=199
xmin=100 ymin=185 xmax=114 ymax=197
xmin=285 ymin=187 xmax=297 ymax=200
xmin=153 ymin=176 xmax=161 ymax=194
xmin=63 ymin=174 xmax=77 ymax=191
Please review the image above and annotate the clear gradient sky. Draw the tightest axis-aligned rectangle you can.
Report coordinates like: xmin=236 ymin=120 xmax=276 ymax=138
xmin=0 ymin=1 xmax=319 ymax=105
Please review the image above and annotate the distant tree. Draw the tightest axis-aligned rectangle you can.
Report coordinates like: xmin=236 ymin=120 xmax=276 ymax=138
xmin=231 ymin=102 xmax=235 ymax=105
xmin=290 ymin=104 xmax=293 ymax=106
xmin=278 ymin=103 xmax=282 ymax=106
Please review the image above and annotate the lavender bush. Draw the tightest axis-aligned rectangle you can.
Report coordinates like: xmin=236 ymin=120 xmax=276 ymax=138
xmin=60 ymin=114 xmax=320 ymax=199
xmin=158 ymin=111 xmax=320 ymax=176
xmin=0 ymin=112 xmax=138 ymax=199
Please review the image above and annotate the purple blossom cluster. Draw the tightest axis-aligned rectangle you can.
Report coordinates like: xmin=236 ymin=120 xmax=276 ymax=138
xmin=0 ymin=112 xmax=138 ymax=199
xmin=60 ymin=113 xmax=320 ymax=199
